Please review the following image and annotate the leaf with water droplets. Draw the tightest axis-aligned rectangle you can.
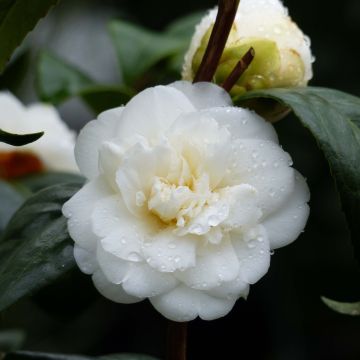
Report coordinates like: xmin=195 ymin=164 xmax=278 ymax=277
xmin=321 ymin=297 xmax=360 ymax=316
xmin=0 ymin=182 xmax=83 ymax=312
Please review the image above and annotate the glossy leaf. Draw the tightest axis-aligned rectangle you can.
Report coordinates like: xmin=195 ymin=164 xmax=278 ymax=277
xmin=0 ymin=180 xmax=24 ymax=232
xmin=235 ymin=87 xmax=360 ymax=260
xmin=37 ymin=52 xmax=131 ymax=113
xmin=0 ymin=129 xmax=43 ymax=146
xmin=0 ymin=0 xmax=58 ymax=72
xmin=322 ymin=297 xmax=360 ymax=316
xmin=0 ymin=182 xmax=82 ymax=312
xmin=108 ymin=20 xmax=185 ymax=85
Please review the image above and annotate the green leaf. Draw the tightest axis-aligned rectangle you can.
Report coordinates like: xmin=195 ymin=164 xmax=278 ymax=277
xmin=36 ymin=51 xmax=132 ymax=113
xmin=0 ymin=182 xmax=82 ymax=312
xmin=235 ymin=87 xmax=360 ymax=260
xmin=4 ymin=352 xmax=159 ymax=360
xmin=321 ymin=297 xmax=360 ymax=316
xmin=14 ymin=172 xmax=85 ymax=194
xmin=80 ymin=85 xmax=133 ymax=114
xmin=0 ymin=180 xmax=24 ymax=232
xmin=165 ymin=11 xmax=204 ymax=39
xmin=0 ymin=0 xmax=59 ymax=73
xmin=37 ymin=51 xmax=94 ymax=104
xmin=0 ymin=129 xmax=43 ymax=146
xmin=0 ymin=330 xmax=25 ymax=352
xmin=108 ymin=20 xmax=185 ymax=85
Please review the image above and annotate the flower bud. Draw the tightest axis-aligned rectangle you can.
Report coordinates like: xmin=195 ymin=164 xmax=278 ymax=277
xmin=182 ymin=0 xmax=314 ymax=96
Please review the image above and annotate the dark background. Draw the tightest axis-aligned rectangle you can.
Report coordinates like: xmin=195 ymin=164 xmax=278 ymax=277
xmin=1 ymin=0 xmax=360 ymax=359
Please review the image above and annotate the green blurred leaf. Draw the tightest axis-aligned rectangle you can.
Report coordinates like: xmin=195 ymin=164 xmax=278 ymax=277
xmin=37 ymin=51 xmax=132 ymax=113
xmin=0 ymin=129 xmax=43 ymax=146
xmin=0 ymin=330 xmax=25 ymax=352
xmin=37 ymin=51 xmax=93 ymax=104
xmin=14 ymin=172 xmax=85 ymax=194
xmin=322 ymin=297 xmax=360 ymax=316
xmin=108 ymin=20 xmax=185 ymax=85
xmin=235 ymin=87 xmax=360 ymax=260
xmin=0 ymin=0 xmax=58 ymax=73
xmin=4 ymin=352 xmax=159 ymax=360
xmin=0 ymin=180 xmax=24 ymax=232
xmin=165 ymin=11 xmax=204 ymax=39
xmin=0 ymin=182 xmax=82 ymax=312
xmin=80 ymin=85 xmax=133 ymax=114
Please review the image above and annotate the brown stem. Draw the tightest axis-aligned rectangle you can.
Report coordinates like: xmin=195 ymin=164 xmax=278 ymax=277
xmin=193 ymin=0 xmax=240 ymax=83
xmin=221 ymin=47 xmax=255 ymax=92
xmin=166 ymin=321 xmax=188 ymax=360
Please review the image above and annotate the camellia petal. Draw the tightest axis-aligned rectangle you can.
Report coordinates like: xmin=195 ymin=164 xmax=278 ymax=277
xmin=150 ymin=285 xmax=236 ymax=322
xmin=263 ymin=170 xmax=310 ymax=249
xmin=116 ymin=86 xmax=195 ymax=144
xmin=63 ymin=177 xmax=111 ymax=251
xmin=142 ymin=229 xmax=197 ymax=273
xmin=232 ymin=225 xmax=271 ymax=284
xmin=92 ymin=269 xmax=142 ymax=304
xmin=169 ymin=81 xmax=232 ymax=110
xmin=63 ymin=81 xmax=310 ymax=321
xmin=122 ymin=263 xmax=179 ymax=298
xmin=75 ymin=108 xmax=123 ymax=179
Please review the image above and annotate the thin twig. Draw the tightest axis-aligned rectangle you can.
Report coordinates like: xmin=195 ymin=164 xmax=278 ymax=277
xmin=221 ymin=47 xmax=255 ymax=92
xmin=166 ymin=321 xmax=188 ymax=360
xmin=193 ymin=0 xmax=240 ymax=83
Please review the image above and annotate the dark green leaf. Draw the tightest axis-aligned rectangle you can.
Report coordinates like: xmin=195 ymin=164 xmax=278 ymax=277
xmin=0 ymin=180 xmax=24 ymax=232
xmin=80 ymin=85 xmax=133 ymax=114
xmin=0 ymin=330 xmax=25 ymax=352
xmin=36 ymin=51 xmax=132 ymax=113
xmin=14 ymin=172 xmax=85 ymax=194
xmin=4 ymin=352 xmax=159 ymax=360
xmin=0 ymin=129 xmax=43 ymax=146
xmin=0 ymin=0 xmax=59 ymax=73
xmin=321 ymin=297 xmax=360 ymax=316
xmin=108 ymin=20 xmax=185 ymax=85
xmin=0 ymin=183 xmax=82 ymax=312
xmin=235 ymin=87 xmax=360 ymax=260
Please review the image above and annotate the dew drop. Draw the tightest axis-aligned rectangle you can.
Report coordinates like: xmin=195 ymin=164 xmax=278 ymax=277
xmin=168 ymin=242 xmax=177 ymax=249
xmin=128 ymin=252 xmax=141 ymax=262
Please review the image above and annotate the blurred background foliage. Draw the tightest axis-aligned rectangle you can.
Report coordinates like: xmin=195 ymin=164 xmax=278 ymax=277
xmin=1 ymin=0 xmax=360 ymax=359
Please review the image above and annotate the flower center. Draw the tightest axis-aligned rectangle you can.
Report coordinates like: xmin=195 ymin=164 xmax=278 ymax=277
xmin=0 ymin=151 xmax=44 ymax=179
xmin=147 ymin=174 xmax=219 ymax=228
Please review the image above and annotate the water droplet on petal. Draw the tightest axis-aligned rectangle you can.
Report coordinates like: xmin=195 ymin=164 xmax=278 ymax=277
xmin=128 ymin=252 xmax=141 ymax=262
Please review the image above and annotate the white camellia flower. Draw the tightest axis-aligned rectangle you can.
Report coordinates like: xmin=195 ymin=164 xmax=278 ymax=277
xmin=0 ymin=92 xmax=77 ymax=178
xmin=63 ymin=81 xmax=310 ymax=321
xmin=183 ymin=0 xmax=314 ymax=94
